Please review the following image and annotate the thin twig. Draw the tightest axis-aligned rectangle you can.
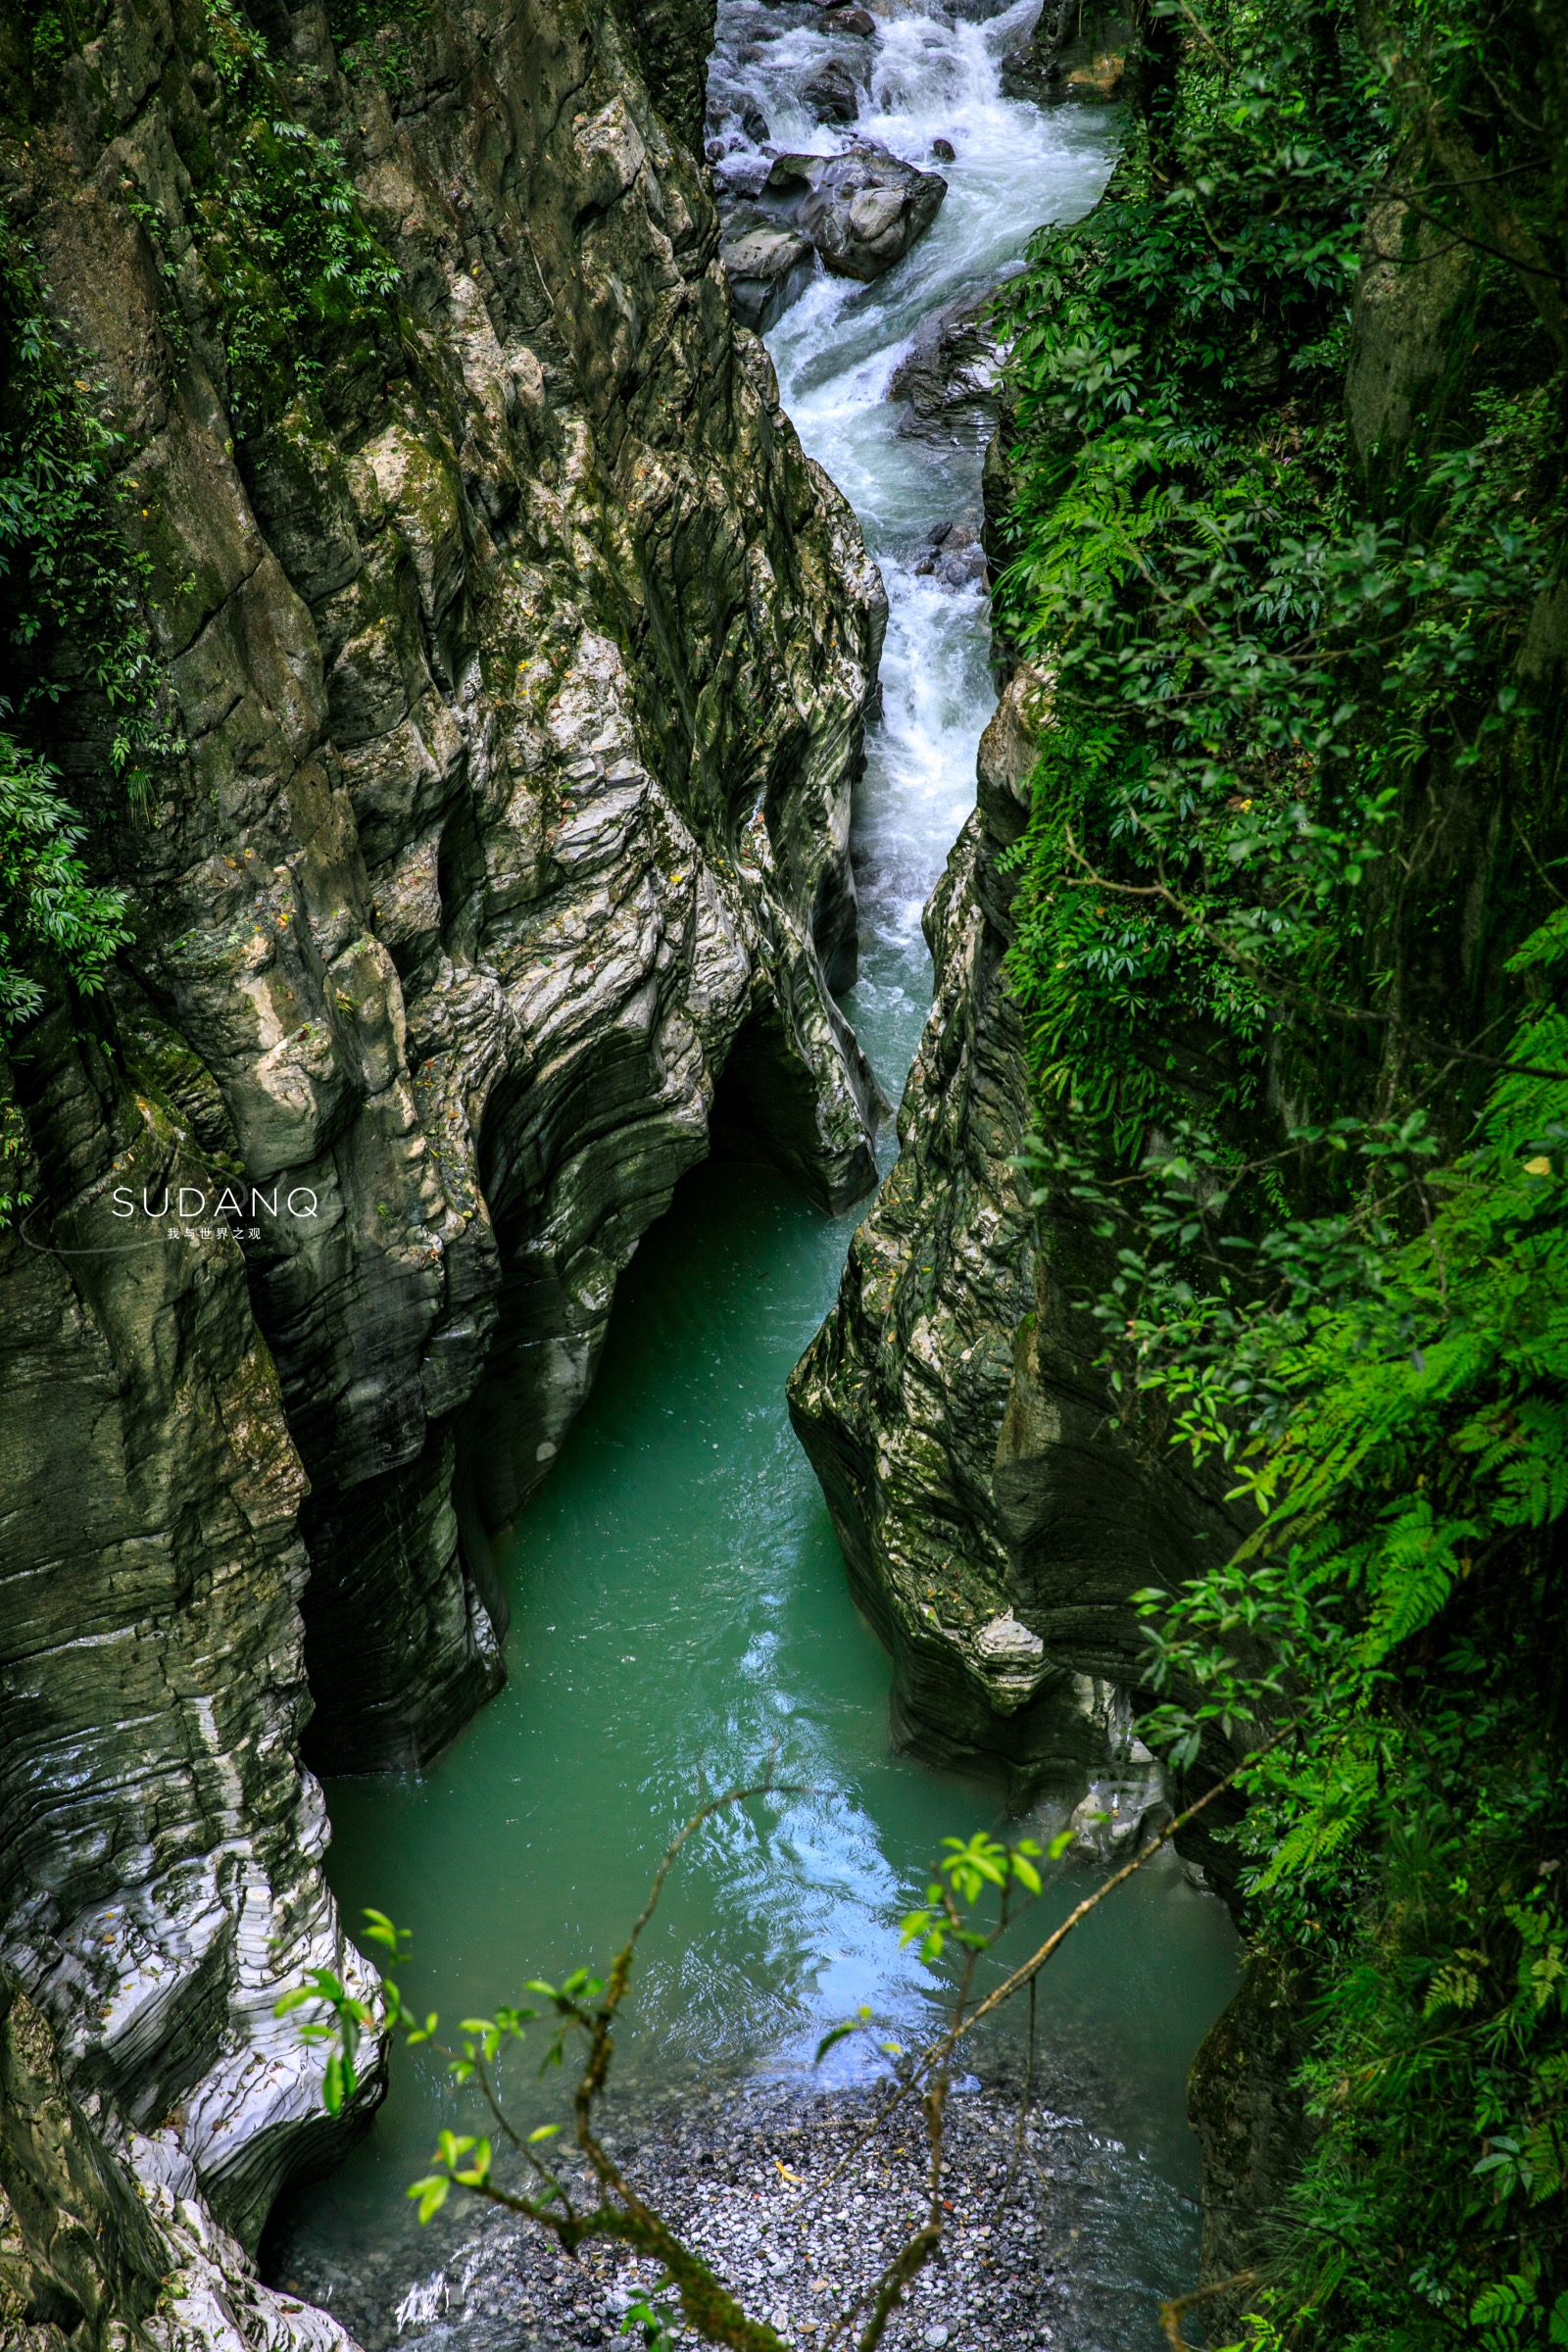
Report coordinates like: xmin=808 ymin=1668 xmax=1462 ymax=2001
xmin=802 ymin=1734 xmax=1287 ymax=2212
xmin=1159 ymin=2270 xmax=1259 ymax=2349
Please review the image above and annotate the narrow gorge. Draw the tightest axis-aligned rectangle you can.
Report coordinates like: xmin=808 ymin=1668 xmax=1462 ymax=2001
xmin=4 ymin=3 xmax=1565 ymax=2351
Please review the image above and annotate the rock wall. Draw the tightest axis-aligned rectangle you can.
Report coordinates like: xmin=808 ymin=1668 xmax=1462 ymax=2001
xmin=788 ymin=663 xmax=1247 ymax=1801
xmin=0 ymin=0 xmax=885 ymax=2333
xmin=0 ymin=1012 xmax=382 ymax=2261
xmin=1 ymin=1967 xmax=359 ymax=2352
xmin=1000 ymin=0 xmax=1132 ymax=107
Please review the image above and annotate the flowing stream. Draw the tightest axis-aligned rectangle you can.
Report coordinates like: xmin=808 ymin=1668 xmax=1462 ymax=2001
xmin=272 ymin=11 xmax=1239 ymax=2343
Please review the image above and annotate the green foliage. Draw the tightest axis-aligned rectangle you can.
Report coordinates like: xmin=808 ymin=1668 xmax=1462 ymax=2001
xmin=319 ymin=0 xmax=436 ymax=91
xmin=1130 ymin=967 xmax=1568 ymax=2343
xmin=997 ymin=1 xmax=1568 ymax=2342
xmin=995 ymin=0 xmax=1564 ymax=1167
xmin=0 ymin=233 xmax=180 ymax=805
xmin=0 ymin=729 xmax=130 ymax=1034
xmin=0 ymin=232 xmax=162 ymax=1054
xmin=197 ymin=0 xmax=401 ymax=423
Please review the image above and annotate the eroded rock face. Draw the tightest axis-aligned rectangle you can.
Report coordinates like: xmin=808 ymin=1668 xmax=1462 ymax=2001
xmin=788 ymin=663 xmax=1248 ymax=1798
xmin=887 ymin=292 xmax=1001 ymax=434
xmin=0 ymin=1971 xmax=359 ymax=2352
xmin=789 ymin=668 xmax=1089 ymax=1787
xmin=1 ymin=0 xmax=885 ymax=2327
xmin=1000 ymin=0 xmax=1131 ymax=104
xmin=0 ymin=1018 xmax=382 ymax=2257
xmin=1186 ymin=1952 xmax=1315 ymax=2341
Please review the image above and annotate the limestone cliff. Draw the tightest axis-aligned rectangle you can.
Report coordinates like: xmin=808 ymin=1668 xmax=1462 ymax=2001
xmin=1 ymin=1968 xmax=359 ymax=2352
xmin=0 ymin=0 xmax=884 ymax=2331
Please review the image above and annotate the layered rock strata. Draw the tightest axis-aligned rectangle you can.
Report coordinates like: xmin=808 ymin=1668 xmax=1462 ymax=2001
xmin=1 ymin=0 xmax=886 ymax=2331
xmin=0 ymin=1014 xmax=382 ymax=2259
xmin=788 ymin=664 xmax=1247 ymax=1795
xmin=1 ymin=1968 xmax=357 ymax=2352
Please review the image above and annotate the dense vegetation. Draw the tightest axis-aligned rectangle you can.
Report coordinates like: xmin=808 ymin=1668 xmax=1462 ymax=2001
xmin=0 ymin=241 xmax=147 ymax=1045
xmin=0 ymin=0 xmax=403 ymax=1212
xmin=996 ymin=0 xmax=1568 ymax=2342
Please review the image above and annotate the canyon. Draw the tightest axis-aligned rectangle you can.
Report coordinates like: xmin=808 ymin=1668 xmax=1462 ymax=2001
xmin=5 ymin=0 xmax=1494 ymax=2342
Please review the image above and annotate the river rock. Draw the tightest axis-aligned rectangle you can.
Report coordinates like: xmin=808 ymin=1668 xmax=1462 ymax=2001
xmin=912 ymin=514 xmax=988 ymax=586
xmin=889 ymin=290 xmax=1002 ymax=426
xmin=1066 ymin=1776 xmax=1172 ymax=1862
xmin=804 ymin=56 xmax=863 ymax=122
xmin=767 ymin=148 xmax=948 ymax=282
xmin=721 ymin=225 xmax=817 ymax=329
xmin=819 ymin=1 xmax=879 ymax=29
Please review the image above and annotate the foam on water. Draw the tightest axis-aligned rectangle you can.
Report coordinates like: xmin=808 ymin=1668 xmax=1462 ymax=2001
xmin=710 ymin=0 xmax=1115 ymax=1083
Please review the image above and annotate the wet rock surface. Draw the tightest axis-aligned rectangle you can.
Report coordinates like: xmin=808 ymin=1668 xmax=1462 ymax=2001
xmin=268 ymin=2073 xmax=1200 ymax=2352
xmin=1000 ymin=1 xmax=1131 ymax=105
xmin=719 ymin=221 xmax=818 ymax=328
xmin=888 ymin=296 xmax=1003 ymax=437
xmin=910 ymin=515 xmax=988 ymax=588
xmin=765 ymin=148 xmax=949 ymax=283
xmin=803 ymin=57 xmax=863 ymax=122
xmin=0 ymin=0 xmax=886 ymax=2334
xmin=708 ymin=0 xmax=960 ymax=319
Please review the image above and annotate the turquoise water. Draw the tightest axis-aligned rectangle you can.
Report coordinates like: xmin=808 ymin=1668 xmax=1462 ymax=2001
xmin=299 ymin=1146 xmax=1236 ymax=2225
xmin=279 ymin=23 xmax=1239 ymax=2336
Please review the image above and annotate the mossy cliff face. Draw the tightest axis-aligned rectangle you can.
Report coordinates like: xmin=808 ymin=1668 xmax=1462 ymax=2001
xmin=791 ymin=8 xmax=1568 ymax=2315
xmin=0 ymin=0 xmax=883 ymax=2326
xmin=788 ymin=664 xmax=1248 ymax=1799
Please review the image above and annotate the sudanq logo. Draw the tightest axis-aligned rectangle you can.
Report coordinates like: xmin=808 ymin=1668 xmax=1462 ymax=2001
xmin=20 ymin=1182 xmax=319 ymax=1260
xmin=110 ymin=1183 xmax=319 ymax=1226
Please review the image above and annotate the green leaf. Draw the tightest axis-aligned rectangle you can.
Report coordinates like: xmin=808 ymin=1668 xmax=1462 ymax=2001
xmin=408 ymin=2176 xmax=450 ymax=2224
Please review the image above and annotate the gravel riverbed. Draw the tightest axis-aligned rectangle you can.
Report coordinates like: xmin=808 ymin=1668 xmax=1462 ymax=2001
xmin=269 ymin=2072 xmax=1198 ymax=2352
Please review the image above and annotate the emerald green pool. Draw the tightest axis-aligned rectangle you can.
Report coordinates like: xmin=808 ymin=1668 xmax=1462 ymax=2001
xmin=278 ymin=28 xmax=1239 ymax=2340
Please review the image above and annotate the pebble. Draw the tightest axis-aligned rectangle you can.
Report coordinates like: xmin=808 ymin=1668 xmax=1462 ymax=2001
xmin=269 ymin=2074 xmax=1189 ymax=2352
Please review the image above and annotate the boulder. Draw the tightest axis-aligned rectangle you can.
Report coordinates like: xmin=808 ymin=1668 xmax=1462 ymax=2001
xmin=819 ymin=3 xmax=878 ymax=32
xmin=888 ymin=289 xmax=1000 ymax=423
xmin=1065 ymin=1775 xmax=1172 ymax=1863
xmin=1000 ymin=0 xmax=1131 ymax=102
xmin=721 ymin=224 xmax=817 ymax=330
xmin=766 ymin=147 xmax=947 ymax=283
xmin=911 ymin=514 xmax=987 ymax=588
xmin=804 ymin=57 xmax=861 ymax=122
